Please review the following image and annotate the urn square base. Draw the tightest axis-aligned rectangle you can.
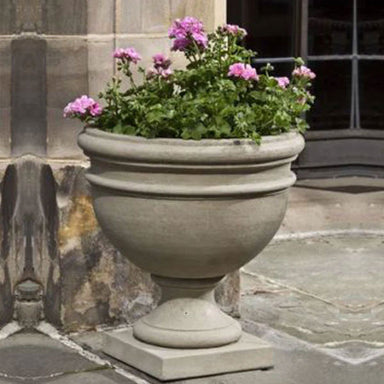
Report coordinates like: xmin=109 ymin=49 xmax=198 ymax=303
xmin=103 ymin=327 xmax=274 ymax=381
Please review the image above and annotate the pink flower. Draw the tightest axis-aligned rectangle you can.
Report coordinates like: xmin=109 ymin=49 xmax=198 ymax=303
xmin=171 ymin=37 xmax=191 ymax=51
xmin=63 ymin=95 xmax=102 ymax=118
xmin=275 ymin=77 xmax=290 ymax=89
xmin=113 ymin=47 xmax=142 ymax=64
xmin=160 ymin=68 xmax=173 ymax=78
xmin=220 ymin=24 xmax=247 ymax=38
xmin=146 ymin=67 xmax=173 ymax=80
xmin=228 ymin=63 xmax=259 ymax=81
xmin=152 ymin=53 xmax=171 ymax=69
xmin=292 ymin=65 xmax=316 ymax=79
xmin=168 ymin=16 xmax=208 ymax=51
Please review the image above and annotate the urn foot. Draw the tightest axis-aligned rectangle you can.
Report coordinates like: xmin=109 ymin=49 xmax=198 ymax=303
xmin=133 ymin=275 xmax=242 ymax=348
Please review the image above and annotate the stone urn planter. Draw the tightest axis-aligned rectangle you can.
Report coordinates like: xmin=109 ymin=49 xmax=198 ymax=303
xmin=78 ymin=127 xmax=304 ymax=379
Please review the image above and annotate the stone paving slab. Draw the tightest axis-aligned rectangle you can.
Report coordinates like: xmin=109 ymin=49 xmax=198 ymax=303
xmin=0 ymin=328 xmax=382 ymax=384
xmin=0 ymin=332 xmax=132 ymax=384
xmin=242 ymin=234 xmax=384 ymax=344
xmin=279 ymin=177 xmax=384 ymax=234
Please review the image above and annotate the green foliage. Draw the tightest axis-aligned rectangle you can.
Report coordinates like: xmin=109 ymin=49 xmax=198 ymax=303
xmin=95 ymin=28 xmax=315 ymax=142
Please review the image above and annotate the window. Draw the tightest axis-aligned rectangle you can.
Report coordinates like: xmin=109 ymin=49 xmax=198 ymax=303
xmin=228 ymin=0 xmax=384 ymax=177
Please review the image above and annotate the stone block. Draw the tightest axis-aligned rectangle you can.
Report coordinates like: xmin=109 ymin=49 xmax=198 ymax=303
xmin=11 ymin=37 xmax=47 ymax=156
xmin=0 ymin=39 xmax=11 ymax=157
xmin=171 ymin=0 xmax=226 ymax=31
xmin=87 ymin=0 xmax=114 ymax=34
xmin=118 ymin=0 xmax=171 ymax=34
xmin=12 ymin=0 xmax=44 ymax=33
xmin=87 ymin=38 xmax=114 ymax=98
xmin=141 ymin=0 xmax=171 ymax=33
xmin=0 ymin=0 xmax=13 ymax=34
xmin=46 ymin=38 xmax=88 ymax=158
xmin=46 ymin=109 xmax=84 ymax=159
xmin=45 ymin=0 xmax=87 ymax=35
xmin=117 ymin=0 xmax=142 ymax=33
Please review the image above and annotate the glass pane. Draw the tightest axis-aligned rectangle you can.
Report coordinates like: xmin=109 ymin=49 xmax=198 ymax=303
xmin=308 ymin=0 xmax=353 ymax=55
xmin=358 ymin=1 xmax=384 ymax=54
xmin=227 ymin=0 xmax=299 ymax=58
xmin=307 ymin=61 xmax=351 ymax=130
xmin=360 ymin=61 xmax=384 ymax=129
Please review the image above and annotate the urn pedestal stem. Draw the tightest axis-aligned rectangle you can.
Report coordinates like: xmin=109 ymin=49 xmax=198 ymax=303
xmin=133 ymin=275 xmax=242 ymax=349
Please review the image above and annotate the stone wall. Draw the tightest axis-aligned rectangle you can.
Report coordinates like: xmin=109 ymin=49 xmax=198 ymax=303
xmin=0 ymin=0 xmax=239 ymax=332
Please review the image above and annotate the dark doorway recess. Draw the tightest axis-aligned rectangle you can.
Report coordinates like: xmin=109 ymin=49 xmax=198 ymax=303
xmin=227 ymin=0 xmax=384 ymax=178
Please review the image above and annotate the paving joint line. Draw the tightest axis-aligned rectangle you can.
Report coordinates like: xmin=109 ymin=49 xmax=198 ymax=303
xmin=241 ymin=270 xmax=344 ymax=309
xmin=272 ymin=229 xmax=384 ymax=243
xmin=36 ymin=322 xmax=152 ymax=384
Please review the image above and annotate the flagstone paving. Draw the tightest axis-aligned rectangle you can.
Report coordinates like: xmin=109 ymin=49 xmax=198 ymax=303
xmin=0 ymin=233 xmax=383 ymax=383
xmin=241 ymin=234 xmax=384 ymax=346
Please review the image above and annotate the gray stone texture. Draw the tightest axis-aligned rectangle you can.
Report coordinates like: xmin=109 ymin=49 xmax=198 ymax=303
xmin=46 ymin=38 xmax=88 ymax=158
xmin=11 ymin=37 xmax=47 ymax=156
xmin=45 ymin=0 xmax=88 ymax=35
xmin=0 ymin=156 xmax=61 ymax=326
xmin=0 ymin=39 xmax=11 ymax=157
xmin=242 ymin=234 xmax=384 ymax=345
xmin=279 ymin=177 xmax=384 ymax=234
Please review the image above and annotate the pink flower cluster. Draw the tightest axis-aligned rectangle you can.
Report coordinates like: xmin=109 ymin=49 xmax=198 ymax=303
xmin=152 ymin=53 xmax=171 ymax=70
xmin=292 ymin=65 xmax=316 ymax=79
xmin=63 ymin=95 xmax=102 ymax=118
xmin=168 ymin=16 xmax=208 ymax=52
xmin=113 ymin=47 xmax=142 ymax=64
xmin=220 ymin=24 xmax=247 ymax=37
xmin=228 ymin=63 xmax=259 ymax=81
xmin=146 ymin=53 xmax=173 ymax=79
xmin=275 ymin=77 xmax=290 ymax=89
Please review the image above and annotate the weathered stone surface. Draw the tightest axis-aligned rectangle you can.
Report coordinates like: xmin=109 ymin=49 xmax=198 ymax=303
xmin=87 ymin=0 xmax=114 ymax=34
xmin=0 ymin=39 xmax=11 ymax=157
xmin=12 ymin=0 xmax=44 ymax=34
xmin=87 ymin=38 xmax=115 ymax=98
xmin=141 ymin=0 xmax=171 ymax=33
xmin=0 ymin=0 xmax=12 ymax=34
xmin=0 ymin=156 xmax=61 ymax=326
xmin=11 ymin=37 xmax=47 ymax=156
xmin=242 ymin=235 xmax=384 ymax=344
xmin=215 ymin=272 xmax=240 ymax=317
xmin=117 ymin=0 xmax=142 ymax=33
xmin=46 ymin=38 xmax=88 ymax=158
xmin=56 ymin=165 xmax=159 ymax=331
xmin=45 ymin=0 xmax=87 ymax=35
xmin=279 ymin=178 xmax=384 ymax=235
